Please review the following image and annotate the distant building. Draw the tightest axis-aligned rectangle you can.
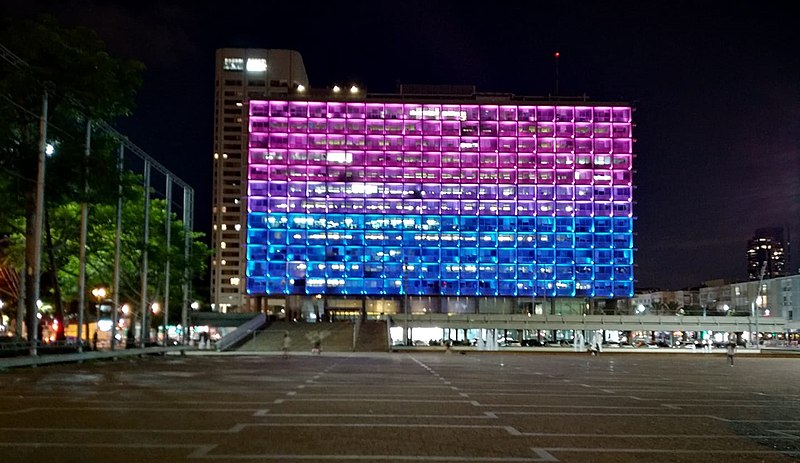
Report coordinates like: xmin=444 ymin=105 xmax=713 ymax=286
xmin=631 ymin=288 xmax=700 ymax=314
xmin=747 ymin=227 xmax=789 ymax=281
xmin=211 ymin=48 xmax=309 ymax=312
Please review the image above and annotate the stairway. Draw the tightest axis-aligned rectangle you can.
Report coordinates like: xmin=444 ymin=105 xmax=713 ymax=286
xmin=354 ymin=321 xmax=389 ymax=352
xmin=238 ymin=321 xmax=355 ymax=352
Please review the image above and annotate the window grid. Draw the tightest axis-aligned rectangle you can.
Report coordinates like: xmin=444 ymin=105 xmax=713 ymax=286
xmin=247 ymin=101 xmax=634 ymax=298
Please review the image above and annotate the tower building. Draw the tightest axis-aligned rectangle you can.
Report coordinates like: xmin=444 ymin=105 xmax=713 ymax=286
xmin=211 ymin=48 xmax=308 ymax=311
xmin=747 ymin=227 xmax=789 ymax=280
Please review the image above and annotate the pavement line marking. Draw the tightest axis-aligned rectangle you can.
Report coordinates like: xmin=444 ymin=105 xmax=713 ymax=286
xmin=248 ymin=412 xmax=498 ymax=419
xmin=270 ymin=398 xmax=474 ymax=404
xmin=503 ymin=431 xmax=797 ymax=439
xmin=475 ymin=404 xmax=671 ymax=410
xmin=657 ymin=403 xmax=795 ymax=409
xmin=530 ymin=448 xmax=559 ymax=462
xmin=0 ymin=426 xmax=238 ymax=434
xmin=628 ymin=397 xmax=794 ymax=403
xmin=5 ymin=428 xmax=790 ymax=440
xmin=273 ymin=399 xmax=284 ymax=404
xmin=251 ymin=409 xmax=270 ymax=416
xmin=0 ymin=442 xmax=203 ymax=449
xmin=769 ymin=430 xmax=800 ymax=438
xmin=0 ymin=408 xmax=37 ymax=414
xmin=60 ymin=399 xmax=291 ymax=405
xmin=286 ymin=391 xmax=296 ymax=396
xmin=188 ymin=445 xmax=218 ymax=458
xmin=456 ymin=393 xmax=617 ymax=398
xmin=661 ymin=404 xmax=681 ymax=409
xmin=539 ymin=448 xmax=800 ymax=456
xmin=494 ymin=412 xmax=727 ymax=419
xmin=726 ymin=419 xmax=800 ymax=423
xmin=189 ymin=446 xmax=560 ymax=461
xmin=292 ymin=384 xmax=461 ymax=390
xmin=233 ymin=423 xmax=521 ymax=431
xmin=0 ymin=406 xmax=266 ymax=413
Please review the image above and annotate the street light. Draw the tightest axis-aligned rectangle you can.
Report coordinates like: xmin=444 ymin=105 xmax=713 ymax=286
xmin=91 ymin=287 xmax=107 ymax=301
xmin=90 ymin=287 xmax=107 ymax=350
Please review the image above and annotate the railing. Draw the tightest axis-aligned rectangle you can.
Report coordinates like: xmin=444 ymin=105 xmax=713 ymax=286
xmin=215 ymin=313 xmax=267 ymax=352
xmin=394 ymin=313 xmax=788 ymax=332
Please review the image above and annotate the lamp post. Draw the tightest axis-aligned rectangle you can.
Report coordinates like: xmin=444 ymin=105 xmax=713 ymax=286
xmin=402 ymin=258 xmax=410 ymax=346
xmin=151 ymin=302 xmax=160 ymax=344
xmin=755 ymin=295 xmax=762 ymax=349
xmin=91 ymin=286 xmax=106 ymax=350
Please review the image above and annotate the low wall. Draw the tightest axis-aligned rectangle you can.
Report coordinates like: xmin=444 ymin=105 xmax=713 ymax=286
xmin=0 ymin=345 xmax=189 ymax=369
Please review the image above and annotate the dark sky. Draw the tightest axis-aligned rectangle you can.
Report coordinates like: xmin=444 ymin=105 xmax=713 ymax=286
xmin=4 ymin=0 xmax=800 ymax=291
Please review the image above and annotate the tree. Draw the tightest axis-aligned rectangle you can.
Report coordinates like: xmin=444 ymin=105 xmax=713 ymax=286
xmin=1 ymin=14 xmax=143 ymax=342
xmin=4 ymin=174 xmax=210 ymax=336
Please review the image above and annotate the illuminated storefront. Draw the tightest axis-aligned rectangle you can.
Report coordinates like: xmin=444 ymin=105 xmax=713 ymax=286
xmin=246 ymin=100 xmax=634 ymax=299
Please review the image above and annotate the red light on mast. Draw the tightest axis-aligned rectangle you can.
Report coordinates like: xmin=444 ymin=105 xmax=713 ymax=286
xmin=554 ymin=52 xmax=560 ymax=58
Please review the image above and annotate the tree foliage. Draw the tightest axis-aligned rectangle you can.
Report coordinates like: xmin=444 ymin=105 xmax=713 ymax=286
xmin=0 ymin=15 xmax=208 ymax=334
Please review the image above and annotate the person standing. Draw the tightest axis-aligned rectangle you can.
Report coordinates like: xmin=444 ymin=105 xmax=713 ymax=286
xmin=726 ymin=339 xmax=737 ymax=367
xmin=282 ymin=331 xmax=291 ymax=359
xmin=311 ymin=334 xmax=321 ymax=355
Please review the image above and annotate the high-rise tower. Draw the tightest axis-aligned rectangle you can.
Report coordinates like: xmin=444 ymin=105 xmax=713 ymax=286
xmin=747 ymin=227 xmax=789 ymax=280
xmin=211 ymin=48 xmax=308 ymax=311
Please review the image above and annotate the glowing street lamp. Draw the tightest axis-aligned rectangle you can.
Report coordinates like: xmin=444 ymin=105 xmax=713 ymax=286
xmin=91 ymin=287 xmax=107 ymax=301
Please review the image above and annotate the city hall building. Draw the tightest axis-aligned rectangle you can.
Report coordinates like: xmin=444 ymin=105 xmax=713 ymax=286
xmin=243 ymin=88 xmax=635 ymax=321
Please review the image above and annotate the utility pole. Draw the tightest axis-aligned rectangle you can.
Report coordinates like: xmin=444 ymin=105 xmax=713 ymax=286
xmin=1 ymin=42 xmax=46 ymax=354
xmin=29 ymin=90 xmax=48 ymax=355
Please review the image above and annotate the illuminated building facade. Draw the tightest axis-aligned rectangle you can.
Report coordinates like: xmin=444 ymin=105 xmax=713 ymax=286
xmin=245 ymin=97 xmax=635 ymax=304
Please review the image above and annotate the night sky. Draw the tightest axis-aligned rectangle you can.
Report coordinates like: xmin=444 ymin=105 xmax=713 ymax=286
xmin=4 ymin=0 xmax=799 ymax=291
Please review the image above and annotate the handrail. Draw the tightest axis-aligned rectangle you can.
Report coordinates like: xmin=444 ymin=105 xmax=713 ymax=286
xmin=215 ymin=313 xmax=266 ymax=351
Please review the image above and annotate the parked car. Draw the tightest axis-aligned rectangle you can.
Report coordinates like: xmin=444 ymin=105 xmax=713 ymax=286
xmin=521 ymin=339 xmax=546 ymax=347
xmin=498 ymin=337 xmax=521 ymax=347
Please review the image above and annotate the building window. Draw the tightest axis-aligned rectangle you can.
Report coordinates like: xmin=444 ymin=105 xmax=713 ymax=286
xmin=246 ymin=58 xmax=267 ymax=72
xmin=223 ymin=58 xmax=244 ymax=71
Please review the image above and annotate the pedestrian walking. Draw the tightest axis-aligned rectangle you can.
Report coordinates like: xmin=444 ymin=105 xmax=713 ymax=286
xmin=726 ymin=340 xmax=737 ymax=367
xmin=282 ymin=331 xmax=291 ymax=359
xmin=311 ymin=335 xmax=321 ymax=355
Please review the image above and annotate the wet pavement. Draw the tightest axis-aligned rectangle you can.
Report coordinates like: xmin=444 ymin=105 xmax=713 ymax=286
xmin=1 ymin=351 xmax=799 ymax=462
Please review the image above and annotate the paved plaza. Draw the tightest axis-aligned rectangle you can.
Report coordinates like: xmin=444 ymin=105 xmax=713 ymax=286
xmin=1 ymin=351 xmax=799 ymax=462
